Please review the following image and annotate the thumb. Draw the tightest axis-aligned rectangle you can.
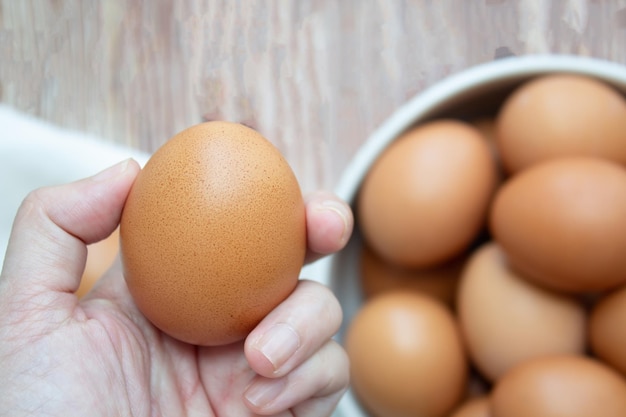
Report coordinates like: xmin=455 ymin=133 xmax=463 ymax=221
xmin=0 ymin=159 xmax=140 ymax=306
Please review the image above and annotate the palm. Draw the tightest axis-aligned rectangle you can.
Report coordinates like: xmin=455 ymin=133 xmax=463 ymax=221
xmin=1 ymin=284 xmax=266 ymax=416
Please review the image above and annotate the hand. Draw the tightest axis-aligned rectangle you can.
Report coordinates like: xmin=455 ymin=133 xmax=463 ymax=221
xmin=0 ymin=159 xmax=353 ymax=417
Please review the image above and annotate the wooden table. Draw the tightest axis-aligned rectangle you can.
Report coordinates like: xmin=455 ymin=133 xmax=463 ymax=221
xmin=2 ymin=0 xmax=625 ymax=193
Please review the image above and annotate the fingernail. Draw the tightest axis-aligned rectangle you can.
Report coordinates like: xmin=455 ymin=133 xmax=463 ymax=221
xmin=254 ymin=323 xmax=300 ymax=372
xmin=244 ymin=377 xmax=287 ymax=408
xmin=321 ymin=199 xmax=351 ymax=245
xmin=92 ymin=159 xmax=132 ymax=182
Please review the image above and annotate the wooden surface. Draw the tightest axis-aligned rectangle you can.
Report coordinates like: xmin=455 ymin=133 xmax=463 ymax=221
xmin=2 ymin=0 xmax=626 ymax=193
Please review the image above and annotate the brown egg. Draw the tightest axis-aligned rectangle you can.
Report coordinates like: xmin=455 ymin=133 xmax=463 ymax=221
xmin=345 ymin=291 xmax=467 ymax=417
xmin=590 ymin=285 xmax=626 ymax=376
xmin=358 ymin=119 xmax=498 ymax=269
xmin=78 ymin=228 xmax=120 ymax=298
xmin=490 ymin=156 xmax=626 ymax=293
xmin=491 ymin=355 xmax=626 ymax=417
xmin=457 ymin=242 xmax=586 ymax=381
xmin=359 ymin=244 xmax=462 ymax=308
xmin=449 ymin=396 xmax=491 ymax=417
xmin=120 ymin=121 xmax=306 ymax=346
xmin=495 ymin=74 xmax=626 ymax=174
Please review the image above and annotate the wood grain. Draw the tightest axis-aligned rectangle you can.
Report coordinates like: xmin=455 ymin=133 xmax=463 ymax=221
xmin=1 ymin=0 xmax=626 ymax=192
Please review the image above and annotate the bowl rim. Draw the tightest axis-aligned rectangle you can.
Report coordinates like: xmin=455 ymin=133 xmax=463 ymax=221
xmin=333 ymin=54 xmax=626 ymax=205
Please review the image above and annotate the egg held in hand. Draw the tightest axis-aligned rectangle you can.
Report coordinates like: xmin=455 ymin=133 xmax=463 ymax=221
xmin=120 ymin=121 xmax=306 ymax=346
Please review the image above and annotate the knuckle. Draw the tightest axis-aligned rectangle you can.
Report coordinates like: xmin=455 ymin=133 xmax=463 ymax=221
xmin=15 ymin=188 xmax=48 ymax=223
xmin=24 ymin=186 xmax=49 ymax=206
xmin=298 ymin=281 xmax=343 ymax=333
xmin=318 ymin=285 xmax=343 ymax=333
xmin=318 ymin=340 xmax=350 ymax=395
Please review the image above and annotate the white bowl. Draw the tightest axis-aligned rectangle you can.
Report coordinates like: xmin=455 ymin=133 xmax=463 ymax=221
xmin=318 ymin=54 xmax=626 ymax=417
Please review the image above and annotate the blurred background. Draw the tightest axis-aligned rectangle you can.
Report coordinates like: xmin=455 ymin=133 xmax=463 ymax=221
xmin=1 ymin=0 xmax=625 ymax=193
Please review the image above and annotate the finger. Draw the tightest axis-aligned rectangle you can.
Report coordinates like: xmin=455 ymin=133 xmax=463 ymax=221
xmin=243 ymin=339 xmax=349 ymax=416
xmin=0 ymin=159 xmax=140 ymax=304
xmin=303 ymin=191 xmax=353 ymax=264
xmin=244 ymin=279 xmax=343 ymax=378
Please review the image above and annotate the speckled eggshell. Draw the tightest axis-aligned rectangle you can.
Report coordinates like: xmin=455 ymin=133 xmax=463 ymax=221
xmin=120 ymin=121 xmax=306 ymax=346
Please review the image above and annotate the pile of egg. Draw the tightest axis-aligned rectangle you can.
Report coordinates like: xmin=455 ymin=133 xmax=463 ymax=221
xmin=344 ymin=73 xmax=626 ymax=417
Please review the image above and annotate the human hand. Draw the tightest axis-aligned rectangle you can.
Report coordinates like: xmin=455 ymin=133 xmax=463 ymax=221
xmin=0 ymin=159 xmax=353 ymax=416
